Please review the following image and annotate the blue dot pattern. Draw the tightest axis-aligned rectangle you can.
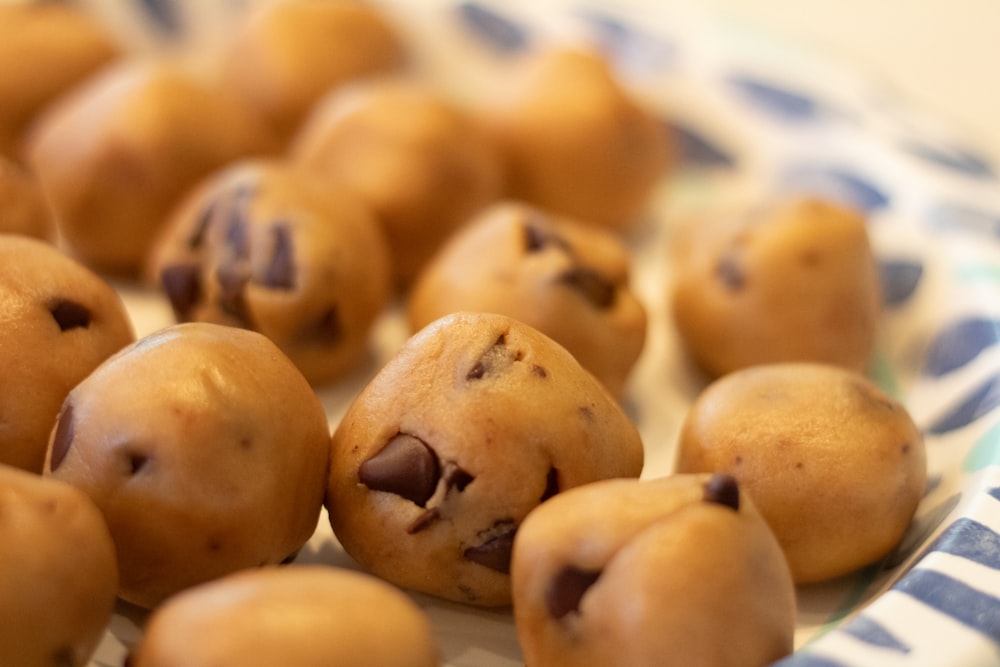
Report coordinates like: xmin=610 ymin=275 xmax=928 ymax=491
xmin=923 ymin=318 xmax=1000 ymax=377
xmin=879 ymin=260 xmax=924 ymax=307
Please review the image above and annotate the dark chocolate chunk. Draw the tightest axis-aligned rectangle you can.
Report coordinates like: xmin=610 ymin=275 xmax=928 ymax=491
xmin=161 ymin=264 xmax=202 ymax=321
xmin=359 ymin=434 xmax=440 ymax=507
xmin=48 ymin=403 xmax=74 ymax=472
xmin=441 ymin=460 xmax=474 ymax=492
xmin=540 ymin=467 xmax=560 ymax=502
xmin=557 ymin=267 xmax=616 ymax=308
xmin=262 ymin=223 xmax=295 ymax=290
xmin=703 ymin=473 xmax=740 ymax=511
xmin=467 ymin=333 xmax=514 ymax=380
xmin=216 ymin=265 xmax=252 ymax=326
xmin=224 ymin=202 xmax=250 ymax=260
xmin=123 ymin=450 xmax=150 ymax=476
xmin=187 ymin=199 xmax=216 ymax=250
xmin=49 ymin=299 xmax=91 ymax=331
xmin=463 ymin=521 xmax=517 ymax=573
xmin=715 ymin=252 xmax=745 ymax=290
xmin=523 ymin=220 xmax=571 ymax=254
xmin=546 ymin=566 xmax=601 ymax=619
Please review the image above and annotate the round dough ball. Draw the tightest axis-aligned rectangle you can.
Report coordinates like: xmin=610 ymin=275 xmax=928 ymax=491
xmin=477 ymin=46 xmax=672 ymax=231
xmin=0 ymin=2 xmax=120 ymax=159
xmin=670 ymin=197 xmax=882 ymax=378
xmin=408 ymin=201 xmax=646 ymax=398
xmin=0 ymin=464 xmax=118 ymax=667
xmin=292 ymin=77 xmax=503 ymax=287
xmin=221 ymin=0 xmax=405 ymax=140
xmin=148 ymin=159 xmax=392 ymax=386
xmin=0 ymin=235 xmax=134 ymax=473
xmin=675 ymin=362 xmax=927 ymax=583
xmin=0 ymin=157 xmax=53 ymax=240
xmin=127 ymin=565 xmax=440 ymax=667
xmin=326 ymin=312 xmax=644 ymax=606
xmin=44 ymin=322 xmax=332 ymax=609
xmin=26 ymin=60 xmax=278 ymax=276
xmin=512 ymin=474 xmax=795 ymax=667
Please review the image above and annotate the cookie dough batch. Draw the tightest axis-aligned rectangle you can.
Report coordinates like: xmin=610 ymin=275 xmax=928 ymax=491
xmin=409 ymin=201 xmax=647 ymax=398
xmin=148 ymin=159 xmax=392 ymax=386
xmin=0 ymin=157 xmax=53 ymax=240
xmin=44 ymin=322 xmax=332 ymax=609
xmin=127 ymin=566 xmax=440 ymax=667
xmin=326 ymin=312 xmax=644 ymax=606
xmin=676 ymin=362 xmax=926 ymax=583
xmin=0 ymin=235 xmax=134 ymax=473
xmin=670 ymin=196 xmax=882 ymax=378
xmin=0 ymin=465 xmax=118 ymax=667
xmin=512 ymin=473 xmax=796 ymax=667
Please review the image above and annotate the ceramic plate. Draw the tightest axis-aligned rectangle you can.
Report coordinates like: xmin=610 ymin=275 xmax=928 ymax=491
xmin=85 ymin=0 xmax=1000 ymax=665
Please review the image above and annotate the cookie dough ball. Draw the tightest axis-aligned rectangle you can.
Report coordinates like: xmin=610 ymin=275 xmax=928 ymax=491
xmin=44 ymin=322 xmax=331 ymax=608
xmin=408 ymin=201 xmax=646 ymax=398
xmin=0 ymin=2 xmax=120 ymax=159
xmin=0 ymin=465 xmax=118 ymax=667
xmin=477 ymin=46 xmax=672 ymax=231
xmin=0 ymin=235 xmax=134 ymax=473
xmin=127 ymin=565 xmax=440 ymax=667
xmin=326 ymin=312 xmax=644 ymax=606
xmin=26 ymin=60 xmax=278 ymax=276
xmin=512 ymin=474 xmax=795 ymax=667
xmin=670 ymin=197 xmax=881 ymax=378
xmin=0 ymin=157 xmax=53 ymax=240
xmin=222 ymin=0 xmax=405 ymax=141
xmin=675 ymin=362 xmax=926 ymax=583
xmin=292 ymin=77 xmax=503 ymax=287
xmin=148 ymin=159 xmax=392 ymax=386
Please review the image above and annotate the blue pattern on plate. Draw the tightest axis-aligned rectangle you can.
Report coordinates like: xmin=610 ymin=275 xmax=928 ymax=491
xmin=726 ymin=74 xmax=829 ymax=122
xmin=137 ymin=0 xmax=181 ymax=34
xmin=879 ymin=259 xmax=924 ymax=307
xmin=773 ymin=653 xmax=848 ymax=666
xmin=577 ymin=7 xmax=675 ymax=72
xmin=926 ymin=374 xmax=1000 ymax=434
xmin=925 ymin=202 xmax=1000 ymax=240
xmin=901 ymin=139 xmax=997 ymax=180
xmin=455 ymin=2 xmax=530 ymax=52
xmin=843 ymin=616 xmax=911 ymax=653
xmin=894 ymin=569 xmax=1000 ymax=640
xmin=664 ymin=120 xmax=736 ymax=168
xmin=923 ymin=317 xmax=1000 ymax=377
xmin=925 ymin=517 xmax=1000 ymax=569
xmin=781 ymin=165 xmax=891 ymax=212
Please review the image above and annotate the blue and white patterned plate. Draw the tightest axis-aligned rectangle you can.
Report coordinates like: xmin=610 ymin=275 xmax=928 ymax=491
xmin=89 ymin=1 xmax=1000 ymax=665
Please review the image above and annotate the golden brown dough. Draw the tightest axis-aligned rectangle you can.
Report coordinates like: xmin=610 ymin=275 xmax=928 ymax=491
xmin=0 ymin=465 xmax=118 ymax=667
xmin=0 ymin=157 xmax=53 ymax=241
xmin=512 ymin=473 xmax=795 ymax=667
xmin=45 ymin=322 xmax=331 ymax=608
xmin=0 ymin=235 xmax=134 ymax=473
xmin=127 ymin=565 xmax=440 ymax=667
xmin=26 ymin=60 xmax=278 ymax=277
xmin=675 ymin=362 xmax=926 ymax=583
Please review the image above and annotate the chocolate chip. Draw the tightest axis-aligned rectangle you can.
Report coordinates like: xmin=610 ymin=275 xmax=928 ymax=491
xmin=216 ymin=265 xmax=252 ymax=326
xmin=531 ymin=364 xmax=548 ymax=378
xmin=463 ymin=521 xmax=517 ymax=573
xmin=48 ymin=402 xmax=74 ymax=471
xmin=703 ymin=473 xmax=740 ymax=511
xmin=262 ymin=223 xmax=295 ymax=290
xmin=523 ymin=220 xmax=571 ymax=254
xmin=716 ymin=252 xmax=745 ymax=290
xmin=123 ymin=450 xmax=150 ymax=475
xmin=359 ymin=434 xmax=440 ymax=507
xmin=441 ymin=461 xmax=474 ymax=492
xmin=546 ymin=566 xmax=601 ymax=619
xmin=280 ymin=549 xmax=300 ymax=565
xmin=49 ymin=299 xmax=91 ymax=331
xmin=187 ymin=199 xmax=216 ymax=250
xmin=467 ymin=333 xmax=514 ymax=380
xmin=407 ymin=507 xmax=440 ymax=534
xmin=540 ymin=467 xmax=560 ymax=502
xmin=224 ymin=203 xmax=250 ymax=260
xmin=161 ymin=264 xmax=202 ymax=321
xmin=557 ymin=267 xmax=616 ymax=309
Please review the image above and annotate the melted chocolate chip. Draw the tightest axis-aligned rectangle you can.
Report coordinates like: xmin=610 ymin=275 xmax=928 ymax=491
xmin=557 ymin=267 xmax=616 ymax=309
xmin=703 ymin=473 xmax=740 ymax=511
xmin=467 ymin=333 xmax=514 ymax=380
xmin=49 ymin=299 xmax=91 ymax=331
xmin=124 ymin=450 xmax=150 ymax=475
xmin=407 ymin=507 xmax=440 ymax=534
xmin=48 ymin=403 xmax=74 ymax=471
xmin=216 ymin=265 xmax=252 ymax=326
xmin=716 ymin=252 xmax=745 ymax=290
xmin=441 ymin=461 xmax=474 ymax=492
xmin=224 ymin=206 xmax=250 ymax=260
xmin=359 ymin=434 xmax=440 ymax=507
xmin=540 ymin=467 xmax=560 ymax=502
xmin=262 ymin=223 xmax=295 ymax=290
xmin=161 ymin=264 xmax=202 ymax=321
xmin=463 ymin=521 xmax=517 ymax=573
xmin=546 ymin=566 xmax=601 ymax=619
xmin=187 ymin=199 xmax=216 ymax=250
xmin=523 ymin=220 xmax=572 ymax=254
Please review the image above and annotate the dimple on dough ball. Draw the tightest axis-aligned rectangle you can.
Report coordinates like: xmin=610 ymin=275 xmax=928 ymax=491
xmin=221 ymin=0 xmax=406 ymax=141
xmin=0 ymin=156 xmax=54 ymax=241
xmin=326 ymin=312 xmax=644 ymax=606
xmin=0 ymin=464 xmax=118 ymax=667
xmin=148 ymin=159 xmax=392 ymax=386
xmin=292 ymin=77 xmax=503 ymax=287
xmin=670 ymin=197 xmax=882 ymax=378
xmin=408 ymin=201 xmax=647 ymax=398
xmin=26 ymin=60 xmax=278 ymax=277
xmin=0 ymin=2 xmax=121 ymax=159
xmin=44 ymin=322 xmax=332 ymax=609
xmin=127 ymin=565 xmax=440 ymax=667
xmin=476 ymin=46 xmax=672 ymax=231
xmin=0 ymin=235 xmax=134 ymax=473
xmin=675 ymin=362 xmax=927 ymax=583
xmin=511 ymin=473 xmax=795 ymax=667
